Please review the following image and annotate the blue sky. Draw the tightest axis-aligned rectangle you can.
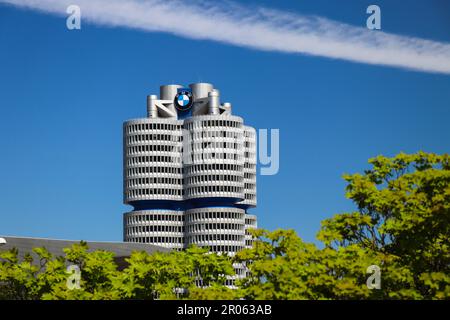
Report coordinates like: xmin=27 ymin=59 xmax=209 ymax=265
xmin=0 ymin=0 xmax=449 ymax=244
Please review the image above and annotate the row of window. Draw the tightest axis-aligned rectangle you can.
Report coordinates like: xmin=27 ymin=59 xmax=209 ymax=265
xmin=126 ymin=213 xmax=184 ymax=223
xmin=199 ymin=245 xmax=244 ymax=253
xmin=127 ymin=128 xmax=244 ymax=142
xmin=127 ymin=236 xmax=184 ymax=244
xmin=244 ymin=132 xmax=256 ymax=139
xmin=126 ymin=141 xmax=250 ymax=156
xmin=190 ymin=140 xmax=241 ymax=150
xmin=126 ymin=186 xmax=249 ymax=198
xmin=127 ymin=134 xmax=182 ymax=144
xmin=126 ymin=225 xmax=185 ymax=234
xmin=127 ymin=145 xmax=181 ymax=155
xmin=126 ymin=166 xmax=182 ymax=176
xmin=186 ymin=222 xmax=244 ymax=232
xmin=127 ymin=188 xmax=183 ymax=197
xmin=188 ymin=152 xmax=242 ymax=162
xmin=185 ymin=119 xmax=242 ymax=129
xmin=224 ymin=279 xmax=236 ymax=286
xmin=126 ymin=164 xmax=249 ymax=177
xmin=186 ymin=174 xmax=243 ymax=185
xmin=127 ymin=213 xmax=253 ymax=225
xmin=186 ymin=185 xmax=243 ymax=196
xmin=244 ymin=172 xmax=256 ymax=179
xmin=126 ymin=177 xmax=183 ymax=187
xmin=245 ymin=229 xmax=255 ymax=236
xmin=244 ymin=141 xmax=256 ymax=147
xmin=186 ymin=210 xmax=244 ymax=221
xmin=126 ymin=176 xmax=248 ymax=187
xmin=126 ymin=123 xmax=182 ymax=133
xmin=187 ymin=234 xmax=244 ymax=242
xmin=126 ymin=212 xmax=250 ymax=224
xmin=127 ymin=120 xmax=244 ymax=133
xmin=185 ymin=163 xmax=243 ymax=174
xmin=195 ymin=279 xmax=238 ymax=288
xmin=127 ymin=155 xmax=181 ymax=165
xmin=126 ymin=148 xmax=247 ymax=160
xmin=126 ymin=237 xmax=246 ymax=249
xmin=244 ymin=194 xmax=257 ymax=200
xmin=188 ymin=130 xmax=242 ymax=140
xmin=126 ymin=191 xmax=249 ymax=198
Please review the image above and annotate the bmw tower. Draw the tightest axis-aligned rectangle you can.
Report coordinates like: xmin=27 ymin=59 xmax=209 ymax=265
xmin=123 ymin=83 xmax=257 ymax=261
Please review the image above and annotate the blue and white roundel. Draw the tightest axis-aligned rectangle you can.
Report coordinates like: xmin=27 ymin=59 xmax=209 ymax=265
xmin=174 ymin=89 xmax=194 ymax=111
xmin=177 ymin=94 xmax=190 ymax=107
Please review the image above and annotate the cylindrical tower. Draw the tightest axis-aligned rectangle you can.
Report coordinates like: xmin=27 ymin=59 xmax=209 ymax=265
xmin=123 ymin=118 xmax=184 ymax=204
xmin=123 ymin=83 xmax=258 ymax=255
xmin=185 ymin=207 xmax=245 ymax=253
xmin=244 ymin=214 xmax=257 ymax=249
xmin=123 ymin=85 xmax=185 ymax=249
xmin=183 ymin=115 xmax=245 ymax=204
xmin=123 ymin=210 xmax=185 ymax=249
xmin=239 ymin=125 xmax=257 ymax=208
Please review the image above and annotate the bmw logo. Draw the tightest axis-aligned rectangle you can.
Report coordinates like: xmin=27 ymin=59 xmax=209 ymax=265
xmin=174 ymin=89 xmax=194 ymax=111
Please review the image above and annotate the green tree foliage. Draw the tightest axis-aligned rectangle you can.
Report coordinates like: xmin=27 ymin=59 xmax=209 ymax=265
xmin=1 ymin=152 xmax=448 ymax=299
xmin=235 ymin=152 xmax=449 ymax=299
xmin=0 ymin=243 xmax=236 ymax=300
xmin=113 ymin=246 xmax=235 ymax=299
xmin=318 ymin=151 xmax=450 ymax=298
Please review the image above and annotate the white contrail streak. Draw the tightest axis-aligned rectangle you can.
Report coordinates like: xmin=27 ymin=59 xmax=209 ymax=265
xmin=2 ymin=0 xmax=450 ymax=74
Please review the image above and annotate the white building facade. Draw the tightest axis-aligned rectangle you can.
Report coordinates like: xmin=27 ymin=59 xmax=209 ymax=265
xmin=123 ymin=83 xmax=257 ymax=256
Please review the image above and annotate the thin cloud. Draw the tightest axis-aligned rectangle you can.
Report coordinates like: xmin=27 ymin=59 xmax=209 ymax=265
xmin=2 ymin=0 xmax=450 ymax=74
